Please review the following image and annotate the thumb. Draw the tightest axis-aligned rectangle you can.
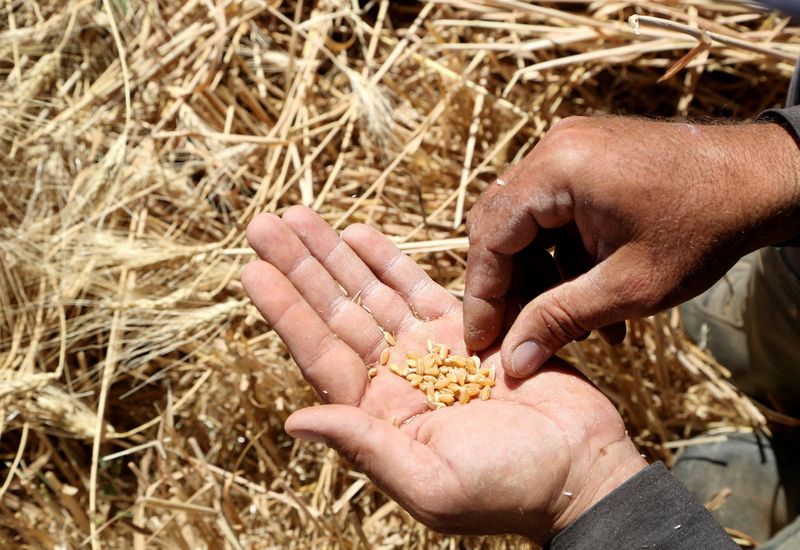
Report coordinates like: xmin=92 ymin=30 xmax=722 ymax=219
xmin=501 ymin=256 xmax=635 ymax=378
xmin=285 ymin=405 xmax=432 ymax=496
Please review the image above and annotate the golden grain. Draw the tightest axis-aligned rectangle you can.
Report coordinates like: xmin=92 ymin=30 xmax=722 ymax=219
xmin=383 ymin=331 xmax=396 ymax=346
xmin=428 ymin=399 xmax=445 ymax=411
xmin=425 ymin=366 xmax=440 ymax=377
xmin=434 ymin=377 xmax=450 ymax=390
xmin=368 ymin=367 xmax=378 ymax=379
xmin=447 ymin=356 xmax=466 ymax=368
xmin=389 ymin=363 xmax=405 ymax=376
xmin=385 ymin=341 xmax=492 ymax=407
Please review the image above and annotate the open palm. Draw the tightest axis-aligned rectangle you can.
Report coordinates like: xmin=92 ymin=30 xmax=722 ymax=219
xmin=243 ymin=206 xmax=645 ymax=542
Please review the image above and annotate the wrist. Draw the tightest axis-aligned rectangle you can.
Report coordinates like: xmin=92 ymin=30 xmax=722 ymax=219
xmin=735 ymin=122 xmax=800 ymax=249
xmin=550 ymin=437 xmax=647 ymax=537
xmin=512 ymin=435 xmax=647 ymax=543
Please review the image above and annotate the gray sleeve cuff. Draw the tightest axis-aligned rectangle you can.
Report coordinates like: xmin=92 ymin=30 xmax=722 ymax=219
xmin=757 ymin=1 xmax=800 ymax=16
xmin=548 ymin=462 xmax=738 ymax=550
xmin=757 ymin=106 xmax=800 ymax=247
xmin=758 ymin=105 xmax=800 ymax=138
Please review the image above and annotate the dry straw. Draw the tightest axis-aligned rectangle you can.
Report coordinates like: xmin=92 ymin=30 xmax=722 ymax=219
xmin=0 ymin=0 xmax=797 ymax=547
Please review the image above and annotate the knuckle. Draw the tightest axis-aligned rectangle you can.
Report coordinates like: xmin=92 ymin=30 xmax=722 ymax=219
xmin=550 ymin=115 xmax=587 ymax=132
xmin=537 ymin=297 xmax=588 ymax=345
xmin=537 ymin=121 xmax=595 ymax=177
xmin=466 ymin=214 xmax=478 ymax=244
xmin=466 ymin=197 xmax=490 ymax=243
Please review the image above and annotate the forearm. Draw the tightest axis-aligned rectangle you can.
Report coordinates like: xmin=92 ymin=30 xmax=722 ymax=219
xmin=705 ymin=122 xmax=800 ymax=255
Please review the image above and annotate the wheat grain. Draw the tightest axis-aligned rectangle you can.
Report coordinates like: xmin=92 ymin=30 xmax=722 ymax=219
xmin=385 ymin=341 xmax=493 ymax=408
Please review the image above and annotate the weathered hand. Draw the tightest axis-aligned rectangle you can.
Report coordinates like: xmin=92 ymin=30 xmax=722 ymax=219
xmin=243 ymin=206 xmax=645 ymax=543
xmin=464 ymin=117 xmax=800 ymax=377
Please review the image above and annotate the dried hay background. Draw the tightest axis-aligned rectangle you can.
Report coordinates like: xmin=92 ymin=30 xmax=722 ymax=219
xmin=0 ymin=0 xmax=796 ymax=547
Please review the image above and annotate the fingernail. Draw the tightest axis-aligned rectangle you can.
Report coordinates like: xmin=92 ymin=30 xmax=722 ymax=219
xmin=287 ymin=429 xmax=327 ymax=444
xmin=512 ymin=341 xmax=548 ymax=377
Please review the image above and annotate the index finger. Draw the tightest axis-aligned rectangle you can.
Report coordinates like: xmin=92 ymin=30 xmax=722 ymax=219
xmin=464 ymin=182 xmax=538 ymax=350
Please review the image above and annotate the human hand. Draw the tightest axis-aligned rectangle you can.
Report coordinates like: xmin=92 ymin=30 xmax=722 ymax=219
xmin=242 ymin=206 xmax=646 ymax=543
xmin=464 ymin=116 xmax=800 ymax=377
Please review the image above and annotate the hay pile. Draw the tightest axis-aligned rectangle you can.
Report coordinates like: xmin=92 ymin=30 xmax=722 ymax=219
xmin=1 ymin=0 xmax=797 ymax=547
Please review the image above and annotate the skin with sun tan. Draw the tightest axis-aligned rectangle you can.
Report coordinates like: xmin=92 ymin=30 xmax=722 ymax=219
xmin=463 ymin=117 xmax=800 ymax=379
xmin=242 ymin=205 xmax=645 ymax=544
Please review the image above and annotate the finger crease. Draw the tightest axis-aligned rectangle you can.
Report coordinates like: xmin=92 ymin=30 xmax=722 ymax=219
xmin=358 ymin=276 xmax=384 ymax=306
xmin=304 ymin=332 xmax=341 ymax=374
xmin=271 ymin=298 xmax=306 ymax=332
xmin=317 ymin=238 xmax=347 ymax=267
xmin=374 ymin=250 xmax=405 ymax=280
xmin=285 ymin=253 xmax=314 ymax=280
xmin=325 ymin=294 xmax=351 ymax=322
xmin=395 ymin=311 xmax=419 ymax=334
xmin=365 ymin=336 xmax=389 ymax=364
xmin=405 ymin=276 xmax=429 ymax=305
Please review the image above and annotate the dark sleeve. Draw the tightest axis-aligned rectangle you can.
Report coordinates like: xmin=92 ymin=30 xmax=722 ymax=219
xmin=758 ymin=1 xmax=800 ymax=16
xmin=547 ymin=462 xmax=738 ymax=550
xmin=757 ymin=106 xmax=800 ymax=247
xmin=758 ymin=105 xmax=800 ymax=138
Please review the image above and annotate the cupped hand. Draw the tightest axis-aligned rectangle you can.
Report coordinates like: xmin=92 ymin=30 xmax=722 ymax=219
xmin=464 ymin=116 xmax=800 ymax=378
xmin=242 ymin=206 xmax=645 ymax=543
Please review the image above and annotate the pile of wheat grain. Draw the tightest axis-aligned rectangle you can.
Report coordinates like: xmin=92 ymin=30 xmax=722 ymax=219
xmin=1 ymin=1 xmax=796 ymax=547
